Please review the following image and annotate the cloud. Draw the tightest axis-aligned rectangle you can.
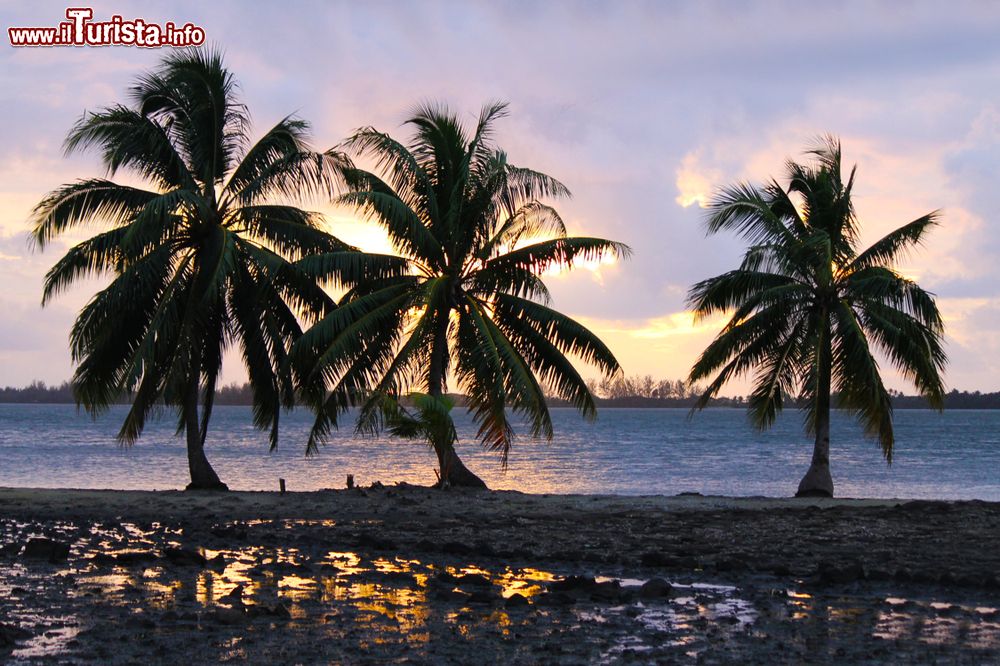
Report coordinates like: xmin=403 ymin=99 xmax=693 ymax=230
xmin=674 ymin=152 xmax=722 ymax=209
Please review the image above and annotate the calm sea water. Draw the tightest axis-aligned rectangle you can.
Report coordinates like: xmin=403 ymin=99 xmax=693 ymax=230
xmin=0 ymin=404 xmax=997 ymax=499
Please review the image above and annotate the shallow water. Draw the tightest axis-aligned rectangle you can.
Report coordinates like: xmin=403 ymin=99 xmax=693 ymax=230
xmin=0 ymin=405 xmax=998 ymax=499
xmin=2 ymin=516 xmax=998 ymax=664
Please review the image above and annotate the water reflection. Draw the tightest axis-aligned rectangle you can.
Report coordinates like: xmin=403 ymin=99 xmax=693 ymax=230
xmin=2 ymin=517 xmax=1000 ymax=663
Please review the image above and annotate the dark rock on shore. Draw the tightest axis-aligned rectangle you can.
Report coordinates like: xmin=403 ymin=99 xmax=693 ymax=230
xmin=505 ymin=593 xmax=530 ymax=607
xmin=0 ymin=623 xmax=31 ymax=649
xmin=640 ymin=577 xmax=673 ymax=598
xmin=162 ymin=546 xmax=206 ymax=566
xmin=22 ymin=537 xmax=70 ymax=561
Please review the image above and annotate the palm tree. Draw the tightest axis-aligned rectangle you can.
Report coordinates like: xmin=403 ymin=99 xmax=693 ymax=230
xmin=293 ymin=102 xmax=628 ymax=487
xmin=687 ymin=137 xmax=947 ymax=497
xmin=31 ymin=49 xmax=377 ymax=490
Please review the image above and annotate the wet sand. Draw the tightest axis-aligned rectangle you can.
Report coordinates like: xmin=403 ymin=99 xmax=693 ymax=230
xmin=1 ymin=486 xmax=999 ymax=664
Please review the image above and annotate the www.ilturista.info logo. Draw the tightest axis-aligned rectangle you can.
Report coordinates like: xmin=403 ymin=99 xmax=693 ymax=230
xmin=8 ymin=8 xmax=205 ymax=48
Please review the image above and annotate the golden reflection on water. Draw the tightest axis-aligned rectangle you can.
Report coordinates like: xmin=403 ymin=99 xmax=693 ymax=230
xmin=61 ymin=538 xmax=791 ymax=655
xmin=278 ymin=574 xmax=319 ymax=602
xmin=497 ymin=567 xmax=556 ymax=599
xmin=786 ymin=589 xmax=813 ymax=621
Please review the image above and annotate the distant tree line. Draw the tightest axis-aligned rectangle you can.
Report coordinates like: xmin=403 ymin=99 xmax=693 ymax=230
xmin=3 ymin=378 xmax=999 ymax=410
xmin=0 ymin=380 xmax=254 ymax=405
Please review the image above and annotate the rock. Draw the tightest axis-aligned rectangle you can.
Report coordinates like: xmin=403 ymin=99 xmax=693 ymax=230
xmin=590 ymin=580 xmax=622 ymax=603
xmin=207 ymin=554 xmax=228 ymax=570
xmin=639 ymin=578 xmax=673 ymax=599
xmin=432 ymin=587 xmax=470 ymax=603
xmin=114 ymin=551 xmax=158 ymax=566
xmin=218 ymin=584 xmax=244 ymax=607
xmin=22 ymin=537 xmax=70 ymax=562
xmin=163 ymin=547 xmax=207 ymax=567
xmin=431 ymin=572 xmax=461 ymax=586
xmin=468 ymin=589 xmax=498 ymax=604
xmin=0 ymin=542 xmax=20 ymax=558
xmin=0 ymin=623 xmax=31 ymax=649
xmin=536 ymin=591 xmax=575 ymax=606
xmin=213 ymin=607 xmax=249 ymax=625
xmin=505 ymin=593 xmax=530 ymax=608
xmin=264 ymin=603 xmax=291 ymax=620
xmin=455 ymin=573 xmax=492 ymax=588
xmin=549 ymin=575 xmax=596 ymax=593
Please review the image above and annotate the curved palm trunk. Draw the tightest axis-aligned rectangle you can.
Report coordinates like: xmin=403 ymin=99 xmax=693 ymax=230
xmin=428 ymin=308 xmax=487 ymax=490
xmin=184 ymin=375 xmax=228 ymax=491
xmin=433 ymin=442 xmax=488 ymax=489
xmin=797 ymin=320 xmax=834 ymax=498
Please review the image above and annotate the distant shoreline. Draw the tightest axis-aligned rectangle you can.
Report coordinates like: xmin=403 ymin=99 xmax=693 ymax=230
xmin=2 ymin=399 xmax=999 ymax=409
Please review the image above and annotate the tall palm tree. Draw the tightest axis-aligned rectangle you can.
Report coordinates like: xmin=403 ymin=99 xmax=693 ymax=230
xmin=687 ymin=137 xmax=946 ymax=497
xmin=293 ymin=102 xmax=629 ymax=487
xmin=30 ymin=49 xmax=380 ymax=490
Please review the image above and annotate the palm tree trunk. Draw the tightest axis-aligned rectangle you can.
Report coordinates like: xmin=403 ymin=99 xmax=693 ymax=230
xmin=434 ymin=442 xmax=487 ymax=489
xmin=184 ymin=374 xmax=228 ymax=491
xmin=797 ymin=319 xmax=834 ymax=498
xmin=428 ymin=308 xmax=487 ymax=489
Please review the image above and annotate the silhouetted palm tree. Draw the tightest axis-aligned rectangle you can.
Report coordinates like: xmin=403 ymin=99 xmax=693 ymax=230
xmin=688 ymin=137 xmax=946 ymax=497
xmin=31 ymin=50 xmax=382 ymax=489
xmin=294 ymin=102 xmax=628 ymax=487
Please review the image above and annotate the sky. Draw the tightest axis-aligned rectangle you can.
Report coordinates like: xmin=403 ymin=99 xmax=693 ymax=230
xmin=2 ymin=0 xmax=1000 ymax=395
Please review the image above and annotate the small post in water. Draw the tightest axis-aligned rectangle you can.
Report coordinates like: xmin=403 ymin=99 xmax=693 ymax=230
xmin=279 ymin=478 xmax=286 ymax=495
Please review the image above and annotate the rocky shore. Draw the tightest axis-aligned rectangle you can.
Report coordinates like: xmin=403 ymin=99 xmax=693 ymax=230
xmin=1 ymin=486 xmax=999 ymax=663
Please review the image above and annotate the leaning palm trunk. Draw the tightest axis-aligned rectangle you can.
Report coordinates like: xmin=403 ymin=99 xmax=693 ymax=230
xmin=184 ymin=375 xmax=227 ymax=491
xmin=428 ymin=330 xmax=487 ymax=488
xmin=433 ymin=441 xmax=487 ymax=489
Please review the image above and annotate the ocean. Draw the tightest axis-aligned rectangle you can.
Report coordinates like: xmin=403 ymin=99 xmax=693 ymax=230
xmin=0 ymin=404 xmax=997 ymax=500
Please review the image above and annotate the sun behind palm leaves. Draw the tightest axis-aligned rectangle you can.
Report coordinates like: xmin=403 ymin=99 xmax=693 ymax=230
xmin=293 ymin=102 xmax=630 ymax=487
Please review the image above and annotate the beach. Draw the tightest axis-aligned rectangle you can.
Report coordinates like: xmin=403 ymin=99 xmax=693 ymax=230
xmin=2 ymin=486 xmax=999 ymax=663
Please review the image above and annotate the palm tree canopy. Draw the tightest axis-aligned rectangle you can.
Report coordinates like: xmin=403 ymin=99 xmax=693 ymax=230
xmin=688 ymin=137 xmax=946 ymax=461
xmin=31 ymin=49 xmax=393 ymax=449
xmin=294 ymin=101 xmax=629 ymax=464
